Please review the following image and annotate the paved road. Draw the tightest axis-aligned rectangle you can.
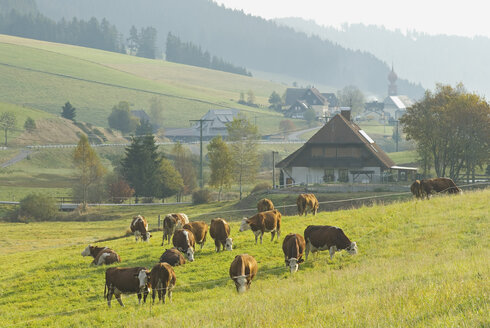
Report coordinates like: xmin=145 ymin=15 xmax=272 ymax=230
xmin=285 ymin=126 xmax=321 ymax=141
xmin=0 ymin=149 xmax=33 ymax=168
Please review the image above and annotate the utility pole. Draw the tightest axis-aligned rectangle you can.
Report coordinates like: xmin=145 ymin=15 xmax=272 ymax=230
xmin=272 ymin=151 xmax=278 ymax=189
xmin=395 ymin=120 xmax=399 ymax=152
xmin=189 ymin=118 xmax=212 ymax=188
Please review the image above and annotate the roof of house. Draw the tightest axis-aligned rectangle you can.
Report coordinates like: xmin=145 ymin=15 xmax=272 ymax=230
xmin=276 ymin=113 xmax=395 ymax=169
xmin=285 ymin=88 xmax=308 ymax=105
xmin=384 ymin=95 xmax=414 ymax=109
xmin=131 ymin=110 xmax=151 ymax=122
xmin=321 ymin=93 xmax=339 ymax=107
xmin=165 ymin=109 xmax=239 ymax=138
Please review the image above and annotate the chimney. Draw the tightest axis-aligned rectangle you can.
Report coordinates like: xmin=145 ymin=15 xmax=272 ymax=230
xmin=340 ymin=107 xmax=351 ymax=121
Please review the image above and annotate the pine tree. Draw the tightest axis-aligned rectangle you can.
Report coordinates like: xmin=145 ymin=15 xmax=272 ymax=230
xmin=61 ymin=101 xmax=76 ymax=121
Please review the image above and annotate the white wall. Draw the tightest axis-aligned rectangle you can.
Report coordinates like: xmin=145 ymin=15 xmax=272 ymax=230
xmin=288 ymin=166 xmax=383 ymax=184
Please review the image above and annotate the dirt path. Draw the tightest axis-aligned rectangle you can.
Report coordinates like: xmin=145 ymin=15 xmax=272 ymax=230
xmin=0 ymin=149 xmax=33 ymax=168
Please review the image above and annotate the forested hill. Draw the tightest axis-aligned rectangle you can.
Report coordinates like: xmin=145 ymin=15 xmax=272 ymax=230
xmin=275 ymin=17 xmax=490 ymax=98
xmin=34 ymin=0 xmax=424 ymax=99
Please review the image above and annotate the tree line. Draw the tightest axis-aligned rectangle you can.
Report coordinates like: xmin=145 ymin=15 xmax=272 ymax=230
xmin=166 ymin=33 xmax=251 ymax=76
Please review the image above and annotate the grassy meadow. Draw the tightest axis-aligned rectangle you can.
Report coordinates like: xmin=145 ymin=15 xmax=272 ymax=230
xmin=0 ymin=189 xmax=488 ymax=327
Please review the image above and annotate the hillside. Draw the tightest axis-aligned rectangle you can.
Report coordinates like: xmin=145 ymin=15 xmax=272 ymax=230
xmin=275 ymin=18 xmax=490 ymax=98
xmin=0 ymin=189 xmax=487 ymax=327
xmin=33 ymin=0 xmax=424 ymax=98
xmin=0 ymin=34 xmax=290 ymax=134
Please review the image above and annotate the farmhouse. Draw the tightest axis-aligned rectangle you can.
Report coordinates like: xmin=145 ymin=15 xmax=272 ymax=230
xmin=284 ymin=87 xmax=331 ymax=119
xmin=276 ymin=109 xmax=416 ymax=185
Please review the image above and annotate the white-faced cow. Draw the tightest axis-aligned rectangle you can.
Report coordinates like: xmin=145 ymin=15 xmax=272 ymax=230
xmin=229 ymin=254 xmax=258 ymax=293
xmin=159 ymin=248 xmax=186 ymax=266
xmin=209 ymin=218 xmax=233 ymax=252
xmin=104 ymin=267 xmax=150 ymax=307
xmin=130 ymin=215 xmax=151 ymax=242
xmin=162 ymin=213 xmax=189 ymax=245
xmin=183 ymin=221 xmax=208 ymax=250
xmin=239 ymin=210 xmax=281 ymax=244
xmin=257 ymin=198 xmax=274 ymax=212
xmin=149 ymin=262 xmax=176 ymax=304
xmin=282 ymin=233 xmax=306 ymax=273
xmin=172 ymin=228 xmax=195 ymax=262
xmin=304 ymin=225 xmax=357 ymax=261
xmin=297 ymin=193 xmax=319 ymax=216
xmin=81 ymin=245 xmax=121 ymax=265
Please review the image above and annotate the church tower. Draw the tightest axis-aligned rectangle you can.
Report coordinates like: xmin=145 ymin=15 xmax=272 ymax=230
xmin=388 ymin=64 xmax=398 ymax=96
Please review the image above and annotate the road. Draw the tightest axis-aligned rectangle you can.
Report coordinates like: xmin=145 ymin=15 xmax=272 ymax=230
xmin=0 ymin=149 xmax=33 ymax=168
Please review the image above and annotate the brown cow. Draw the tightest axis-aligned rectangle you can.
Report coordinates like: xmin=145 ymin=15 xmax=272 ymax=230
xmin=304 ymin=225 xmax=357 ymax=261
xmin=239 ymin=210 xmax=281 ymax=244
xmin=257 ymin=198 xmax=274 ymax=212
xmin=172 ymin=228 xmax=195 ymax=261
xmin=81 ymin=245 xmax=121 ymax=265
xmin=159 ymin=248 xmax=186 ymax=266
xmin=209 ymin=218 xmax=233 ymax=252
xmin=419 ymin=177 xmax=462 ymax=199
xmin=297 ymin=194 xmax=319 ymax=216
xmin=149 ymin=262 xmax=176 ymax=304
xmin=282 ymin=233 xmax=306 ymax=273
xmin=130 ymin=215 xmax=151 ymax=242
xmin=410 ymin=180 xmax=423 ymax=198
xmin=229 ymin=254 xmax=258 ymax=293
xmin=162 ymin=213 xmax=189 ymax=245
xmin=183 ymin=221 xmax=208 ymax=250
xmin=104 ymin=267 xmax=150 ymax=307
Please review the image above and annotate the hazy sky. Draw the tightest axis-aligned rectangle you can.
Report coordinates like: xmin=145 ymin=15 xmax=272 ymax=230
xmin=215 ymin=0 xmax=489 ymax=38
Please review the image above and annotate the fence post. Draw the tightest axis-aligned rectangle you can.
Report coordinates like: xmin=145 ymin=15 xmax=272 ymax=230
xmin=158 ymin=214 xmax=161 ymax=230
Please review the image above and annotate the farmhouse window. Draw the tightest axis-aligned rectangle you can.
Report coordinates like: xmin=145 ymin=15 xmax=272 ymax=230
xmin=323 ymin=168 xmax=335 ymax=182
xmin=339 ymin=169 xmax=349 ymax=182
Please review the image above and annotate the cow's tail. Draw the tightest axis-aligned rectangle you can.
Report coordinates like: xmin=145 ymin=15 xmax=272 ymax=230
xmin=104 ymin=281 xmax=107 ymax=298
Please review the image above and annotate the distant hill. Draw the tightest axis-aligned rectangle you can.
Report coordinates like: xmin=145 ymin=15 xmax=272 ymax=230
xmin=275 ymin=17 xmax=490 ymax=98
xmin=34 ymin=0 xmax=424 ymax=99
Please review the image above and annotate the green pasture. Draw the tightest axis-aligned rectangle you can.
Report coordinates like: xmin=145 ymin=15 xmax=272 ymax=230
xmin=0 ymin=189 xmax=488 ymax=327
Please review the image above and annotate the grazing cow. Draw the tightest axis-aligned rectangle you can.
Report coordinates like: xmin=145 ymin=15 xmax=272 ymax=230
xmin=257 ymin=198 xmax=274 ymax=212
xmin=297 ymin=194 xmax=319 ymax=216
xmin=130 ymin=215 xmax=151 ymax=242
xmin=172 ymin=228 xmax=195 ymax=262
xmin=159 ymin=248 xmax=186 ymax=266
xmin=410 ymin=180 xmax=423 ymax=198
xmin=104 ymin=267 xmax=150 ymax=307
xmin=239 ymin=209 xmax=281 ymax=244
xmin=149 ymin=262 xmax=176 ymax=304
xmin=81 ymin=245 xmax=121 ymax=266
xmin=209 ymin=218 xmax=233 ymax=252
xmin=282 ymin=233 xmax=306 ymax=273
xmin=419 ymin=177 xmax=462 ymax=199
xmin=183 ymin=221 xmax=208 ymax=250
xmin=229 ymin=254 xmax=258 ymax=293
xmin=162 ymin=213 xmax=189 ymax=245
xmin=304 ymin=225 xmax=357 ymax=261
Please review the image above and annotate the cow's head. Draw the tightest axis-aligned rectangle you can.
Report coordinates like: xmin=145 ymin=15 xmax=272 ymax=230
xmin=234 ymin=275 xmax=247 ymax=293
xmin=225 ymin=237 xmax=233 ymax=251
xmin=81 ymin=245 xmax=92 ymax=257
xmin=142 ymin=232 xmax=151 ymax=242
xmin=287 ymin=258 xmax=299 ymax=273
xmin=185 ymin=247 xmax=194 ymax=262
xmin=239 ymin=218 xmax=251 ymax=232
xmin=135 ymin=269 xmax=150 ymax=291
xmin=347 ymin=242 xmax=358 ymax=255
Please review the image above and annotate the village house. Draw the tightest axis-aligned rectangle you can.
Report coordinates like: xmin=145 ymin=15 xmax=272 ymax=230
xmin=284 ymin=87 xmax=333 ymax=119
xmin=276 ymin=109 xmax=416 ymax=186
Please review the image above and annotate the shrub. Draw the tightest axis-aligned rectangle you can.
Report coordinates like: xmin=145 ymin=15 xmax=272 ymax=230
xmin=251 ymin=182 xmax=271 ymax=194
xmin=192 ymin=189 xmax=212 ymax=204
xmin=19 ymin=193 xmax=58 ymax=221
xmin=107 ymin=177 xmax=135 ymax=204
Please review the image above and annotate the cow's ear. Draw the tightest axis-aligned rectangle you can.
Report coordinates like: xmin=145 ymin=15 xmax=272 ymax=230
xmin=298 ymin=259 xmax=304 ymax=263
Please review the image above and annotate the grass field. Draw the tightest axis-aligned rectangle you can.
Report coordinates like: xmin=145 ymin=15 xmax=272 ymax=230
xmin=0 ymin=189 xmax=488 ymax=327
xmin=0 ymin=34 xmax=294 ymax=134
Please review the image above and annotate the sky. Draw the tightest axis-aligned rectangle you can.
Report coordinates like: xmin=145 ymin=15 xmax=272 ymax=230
xmin=214 ymin=0 xmax=489 ymax=38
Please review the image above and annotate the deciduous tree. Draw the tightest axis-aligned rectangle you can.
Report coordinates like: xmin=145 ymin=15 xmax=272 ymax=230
xmin=279 ymin=119 xmax=295 ymax=135
xmin=108 ymin=101 xmax=139 ymax=134
xmin=337 ymin=85 xmax=365 ymax=116
xmin=172 ymin=142 xmax=197 ymax=200
xmin=207 ymin=136 xmax=233 ymax=201
xmin=0 ymin=111 xmax=16 ymax=146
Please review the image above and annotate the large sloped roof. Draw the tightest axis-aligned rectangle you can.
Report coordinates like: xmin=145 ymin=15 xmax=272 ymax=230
xmin=276 ymin=113 xmax=395 ymax=169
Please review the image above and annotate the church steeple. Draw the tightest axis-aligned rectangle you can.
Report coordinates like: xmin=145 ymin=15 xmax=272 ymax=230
xmin=388 ymin=64 xmax=398 ymax=96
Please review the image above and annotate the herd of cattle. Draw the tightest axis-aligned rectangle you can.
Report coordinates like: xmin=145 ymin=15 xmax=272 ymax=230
xmin=81 ymin=179 xmax=461 ymax=307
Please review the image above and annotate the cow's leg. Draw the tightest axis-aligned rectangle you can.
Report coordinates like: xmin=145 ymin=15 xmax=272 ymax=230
xmin=277 ymin=229 xmax=280 ymax=240
xmin=329 ymin=246 xmax=337 ymax=260
xmin=215 ymin=240 xmax=220 ymax=252
xmin=137 ymin=292 xmax=142 ymax=305
xmin=305 ymin=242 xmax=310 ymax=261
xmin=161 ymin=284 xmax=167 ymax=304
xmin=143 ymin=289 xmax=149 ymax=304
xmin=260 ymin=232 xmax=264 ymax=244
xmin=253 ymin=230 xmax=261 ymax=244
xmin=168 ymin=286 xmax=173 ymax=302
xmin=270 ymin=231 xmax=276 ymax=242
xmin=114 ymin=290 xmax=124 ymax=307
xmin=107 ymin=287 xmax=114 ymax=307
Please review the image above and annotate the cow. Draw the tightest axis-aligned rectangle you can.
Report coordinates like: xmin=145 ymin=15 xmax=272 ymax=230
xmin=130 ymin=215 xmax=151 ymax=242
xmin=229 ymin=254 xmax=258 ymax=293
xmin=159 ymin=248 xmax=186 ymax=266
xmin=183 ymin=221 xmax=208 ymax=250
xmin=282 ymin=233 xmax=306 ymax=273
xmin=81 ymin=245 xmax=121 ymax=266
xmin=304 ymin=225 xmax=357 ymax=261
xmin=257 ymin=198 xmax=274 ymax=212
xmin=410 ymin=180 xmax=423 ymax=198
xmin=162 ymin=213 xmax=189 ymax=245
xmin=172 ymin=228 xmax=195 ymax=262
xmin=419 ymin=177 xmax=462 ymax=199
xmin=104 ymin=267 xmax=150 ymax=307
xmin=149 ymin=262 xmax=176 ymax=304
xmin=209 ymin=218 xmax=233 ymax=252
xmin=297 ymin=193 xmax=319 ymax=216
xmin=239 ymin=209 xmax=281 ymax=244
